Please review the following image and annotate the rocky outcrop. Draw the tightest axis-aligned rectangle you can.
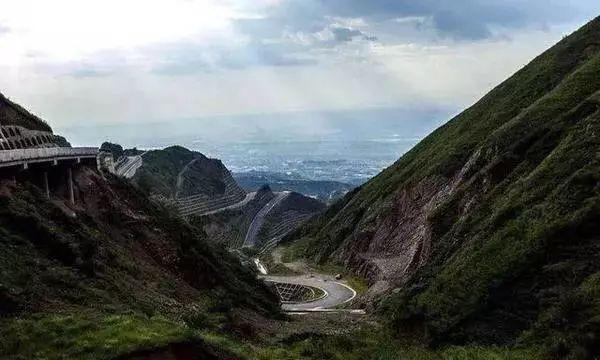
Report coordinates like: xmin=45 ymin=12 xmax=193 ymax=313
xmin=337 ymin=149 xmax=482 ymax=288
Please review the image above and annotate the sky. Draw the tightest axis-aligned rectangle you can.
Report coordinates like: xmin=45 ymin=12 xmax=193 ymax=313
xmin=0 ymin=1 xmax=599 ymax=144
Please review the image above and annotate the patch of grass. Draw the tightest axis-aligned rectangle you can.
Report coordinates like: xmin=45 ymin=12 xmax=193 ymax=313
xmin=0 ymin=312 xmax=541 ymax=360
xmin=200 ymin=331 xmax=253 ymax=358
xmin=520 ymin=272 xmax=600 ymax=359
xmin=311 ymin=286 xmax=327 ymax=300
xmin=258 ymin=250 xmax=299 ymax=276
xmin=279 ymin=241 xmax=311 ymax=264
xmin=345 ymin=276 xmax=369 ymax=295
xmin=0 ymin=312 xmax=199 ymax=360
xmin=313 ymin=263 xmax=345 ymax=275
xmin=0 ymin=91 xmax=53 ymax=132
xmin=267 ymin=262 xmax=301 ymax=276
xmin=311 ymin=263 xmax=369 ymax=295
xmin=250 ymin=328 xmax=541 ymax=360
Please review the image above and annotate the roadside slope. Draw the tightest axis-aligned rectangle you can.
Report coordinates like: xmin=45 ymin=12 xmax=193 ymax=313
xmin=133 ymin=145 xmax=244 ymax=200
xmin=287 ymin=16 xmax=600 ymax=356
xmin=0 ymin=166 xmax=279 ymax=359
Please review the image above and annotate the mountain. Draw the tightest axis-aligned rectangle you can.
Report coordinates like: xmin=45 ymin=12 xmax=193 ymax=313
xmin=233 ymin=170 xmax=354 ymax=204
xmin=0 ymin=92 xmax=52 ymax=132
xmin=286 ymin=17 xmax=600 ymax=357
xmin=194 ymin=185 xmax=278 ymax=248
xmin=0 ymin=92 xmax=70 ymax=149
xmin=131 ymin=146 xmax=245 ymax=200
xmin=100 ymin=144 xmax=248 ymax=217
xmin=0 ymin=146 xmax=279 ymax=358
xmin=253 ymin=190 xmax=326 ymax=252
xmin=0 ymin=170 xmax=280 ymax=359
xmin=194 ymin=185 xmax=326 ymax=251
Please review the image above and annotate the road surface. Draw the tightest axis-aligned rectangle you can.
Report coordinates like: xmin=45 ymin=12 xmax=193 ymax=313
xmin=175 ymin=158 xmax=197 ymax=198
xmin=0 ymin=147 xmax=98 ymax=168
xmin=243 ymin=191 xmax=289 ymax=247
xmin=262 ymin=274 xmax=356 ymax=311
xmin=115 ymin=152 xmax=147 ymax=178
xmin=201 ymin=191 xmax=257 ymax=216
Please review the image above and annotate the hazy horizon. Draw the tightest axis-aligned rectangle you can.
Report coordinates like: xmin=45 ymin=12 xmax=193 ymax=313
xmin=3 ymin=1 xmax=600 ymax=183
xmin=2 ymin=1 xmax=599 ymax=133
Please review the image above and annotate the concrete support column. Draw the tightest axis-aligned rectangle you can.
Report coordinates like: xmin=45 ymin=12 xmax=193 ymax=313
xmin=67 ymin=167 xmax=74 ymax=205
xmin=43 ymin=171 xmax=49 ymax=199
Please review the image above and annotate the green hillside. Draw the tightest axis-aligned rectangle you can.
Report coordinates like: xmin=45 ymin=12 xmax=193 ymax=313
xmin=132 ymin=146 xmax=238 ymax=199
xmin=0 ymin=92 xmax=53 ymax=132
xmin=0 ymin=168 xmax=279 ymax=359
xmin=287 ymin=17 xmax=600 ymax=358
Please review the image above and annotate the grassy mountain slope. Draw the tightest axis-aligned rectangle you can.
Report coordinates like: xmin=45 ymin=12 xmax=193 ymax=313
xmin=287 ymin=17 xmax=600 ymax=358
xmin=0 ymin=92 xmax=52 ymax=132
xmin=0 ymin=167 xmax=279 ymax=359
xmin=132 ymin=146 xmax=243 ymax=199
xmin=256 ymin=192 xmax=326 ymax=248
xmin=233 ymin=171 xmax=354 ymax=204
xmin=193 ymin=185 xmax=276 ymax=247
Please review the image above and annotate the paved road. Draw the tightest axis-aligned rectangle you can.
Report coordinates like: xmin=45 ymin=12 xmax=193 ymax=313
xmin=175 ymin=158 xmax=197 ymax=198
xmin=243 ymin=191 xmax=289 ymax=247
xmin=201 ymin=191 xmax=257 ymax=216
xmin=0 ymin=147 xmax=98 ymax=168
xmin=115 ymin=152 xmax=147 ymax=178
xmin=262 ymin=274 xmax=356 ymax=311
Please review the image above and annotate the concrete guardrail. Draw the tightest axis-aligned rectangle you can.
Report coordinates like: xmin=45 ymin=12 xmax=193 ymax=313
xmin=0 ymin=147 xmax=98 ymax=167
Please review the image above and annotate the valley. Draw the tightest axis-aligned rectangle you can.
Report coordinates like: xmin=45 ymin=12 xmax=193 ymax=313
xmin=1 ymin=14 xmax=600 ymax=360
xmin=233 ymin=171 xmax=355 ymax=204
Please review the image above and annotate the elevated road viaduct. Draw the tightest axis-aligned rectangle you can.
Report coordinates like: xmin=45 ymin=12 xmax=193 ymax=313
xmin=0 ymin=147 xmax=98 ymax=204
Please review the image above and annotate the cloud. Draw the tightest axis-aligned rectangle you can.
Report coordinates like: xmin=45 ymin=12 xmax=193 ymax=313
xmin=237 ymin=0 xmax=595 ymax=42
xmin=331 ymin=27 xmax=375 ymax=42
xmin=4 ymin=0 xmax=596 ymax=75
xmin=198 ymin=0 xmax=596 ymax=73
xmin=150 ymin=41 xmax=317 ymax=75
xmin=0 ymin=0 xmax=598 ymax=131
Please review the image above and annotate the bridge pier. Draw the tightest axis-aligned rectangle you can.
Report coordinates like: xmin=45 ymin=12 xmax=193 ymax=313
xmin=66 ymin=167 xmax=74 ymax=205
xmin=43 ymin=171 xmax=49 ymax=199
xmin=0 ymin=147 xmax=99 ymax=204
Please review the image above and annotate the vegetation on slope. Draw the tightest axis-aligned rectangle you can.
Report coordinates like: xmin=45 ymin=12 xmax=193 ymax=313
xmin=234 ymin=171 xmax=354 ymax=204
xmin=192 ymin=185 xmax=276 ymax=248
xmin=186 ymin=323 xmax=541 ymax=360
xmin=0 ymin=168 xmax=279 ymax=359
xmin=256 ymin=192 xmax=326 ymax=248
xmin=100 ymin=142 xmax=125 ymax=159
xmin=287 ymin=16 xmax=600 ymax=358
xmin=0 ymin=92 xmax=52 ymax=132
xmin=132 ymin=145 xmax=235 ymax=198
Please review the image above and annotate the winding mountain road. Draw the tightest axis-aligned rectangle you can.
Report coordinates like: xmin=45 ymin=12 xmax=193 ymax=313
xmin=262 ymin=274 xmax=357 ymax=311
xmin=115 ymin=152 xmax=147 ymax=178
xmin=175 ymin=158 xmax=197 ymax=198
xmin=201 ymin=191 xmax=257 ymax=215
xmin=243 ymin=191 xmax=290 ymax=247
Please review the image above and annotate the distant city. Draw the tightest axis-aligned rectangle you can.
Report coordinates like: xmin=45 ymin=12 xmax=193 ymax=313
xmin=205 ymin=138 xmax=418 ymax=185
xmin=57 ymin=107 xmax=452 ymax=185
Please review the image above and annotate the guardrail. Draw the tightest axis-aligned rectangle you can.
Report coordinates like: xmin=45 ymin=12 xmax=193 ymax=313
xmin=0 ymin=147 xmax=98 ymax=168
xmin=266 ymin=281 xmax=327 ymax=303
